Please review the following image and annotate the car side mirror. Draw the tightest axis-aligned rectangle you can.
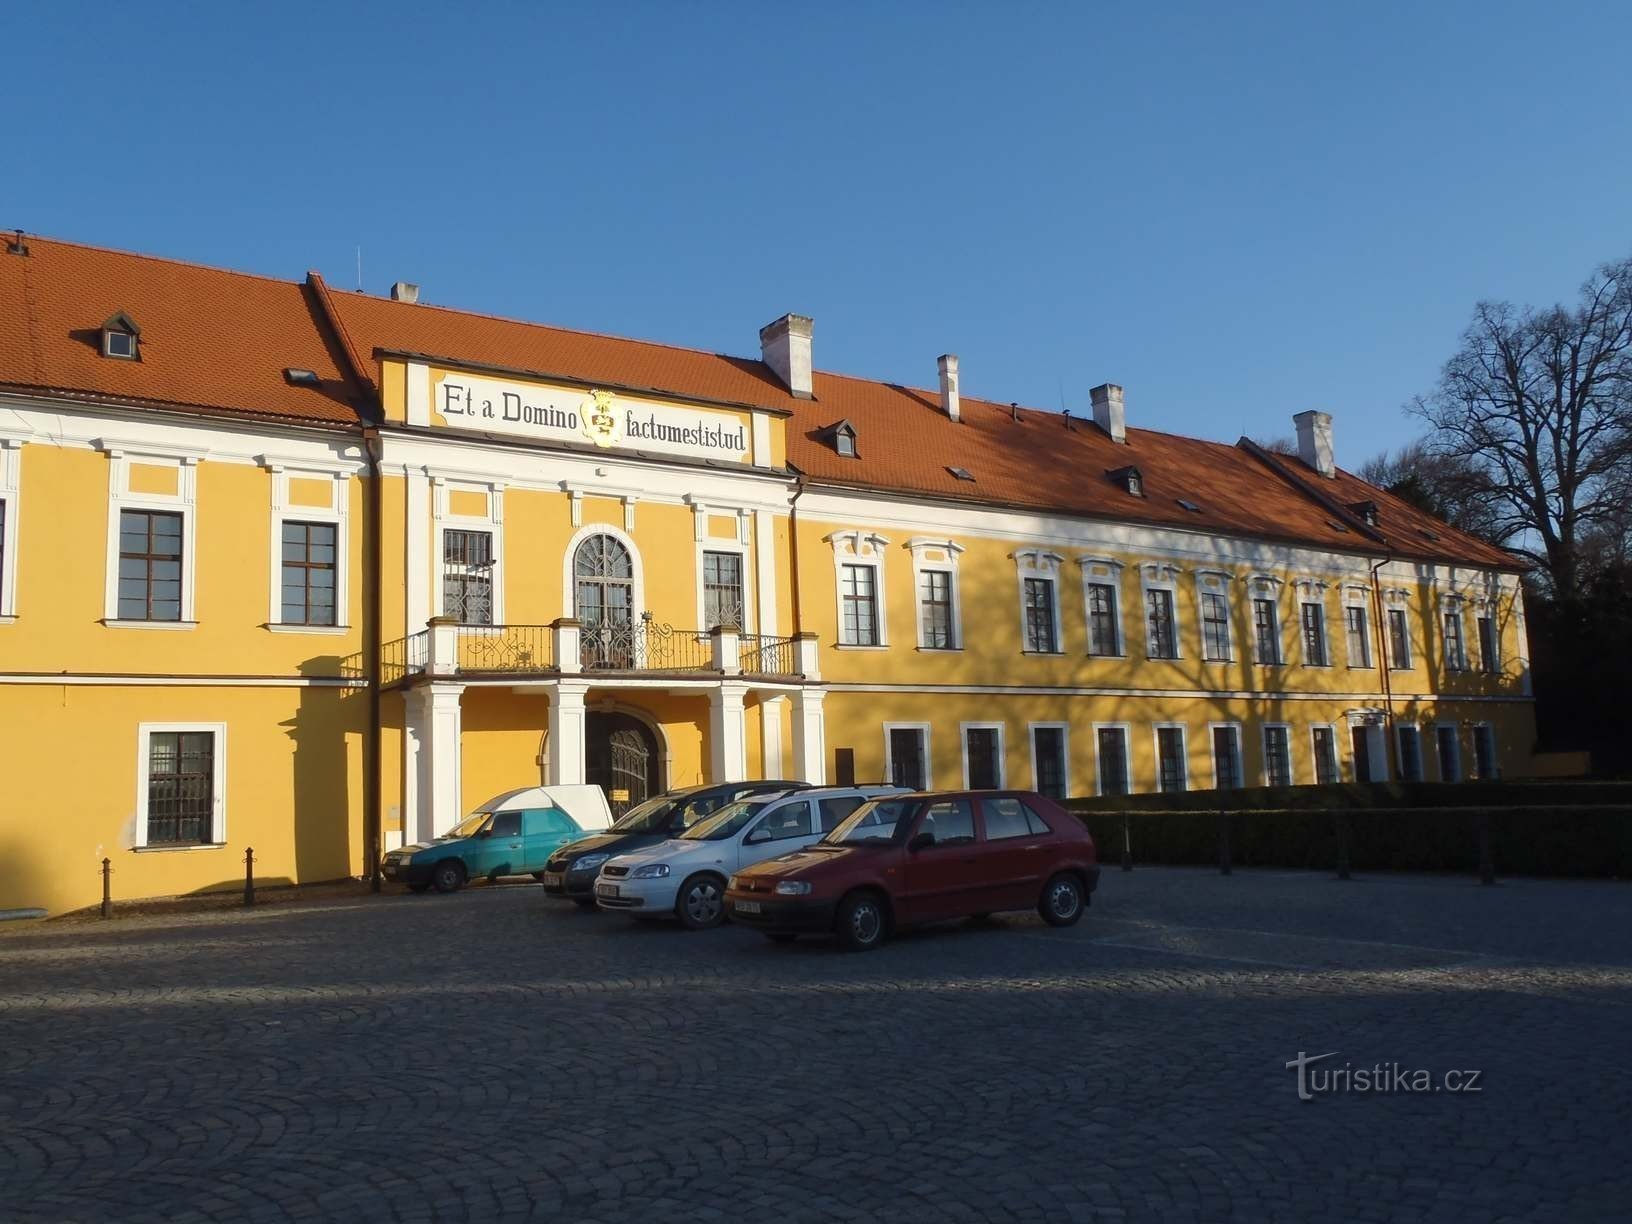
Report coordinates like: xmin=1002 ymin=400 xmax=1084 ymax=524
xmin=745 ymin=828 xmax=771 ymax=845
xmin=908 ymin=831 xmax=935 ymax=852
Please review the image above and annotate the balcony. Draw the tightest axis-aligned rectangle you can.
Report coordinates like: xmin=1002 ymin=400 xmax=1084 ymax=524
xmin=379 ymin=617 xmax=815 ymax=685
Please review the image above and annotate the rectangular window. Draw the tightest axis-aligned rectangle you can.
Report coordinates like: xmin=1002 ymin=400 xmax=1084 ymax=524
xmin=145 ymin=730 xmax=217 ymax=845
xmin=1212 ymin=725 xmax=1242 ymax=790
xmin=279 ymin=521 xmax=338 ymax=626
xmin=1443 ymin=612 xmax=1466 ymax=671
xmin=1264 ymin=725 xmax=1292 ymax=787
xmin=1312 ymin=726 xmax=1339 ymax=785
xmin=1096 ymin=727 xmax=1129 ymax=795
xmin=443 ymin=529 xmax=494 ymax=625
xmin=833 ymin=747 xmax=856 ymax=787
xmin=117 ymin=509 xmax=184 ymax=621
xmin=1388 ymin=608 xmax=1412 ymax=669
xmin=1156 ymin=727 xmax=1187 ymax=793
xmin=1472 ymin=725 xmax=1497 ymax=780
xmin=1477 ymin=616 xmax=1498 ymax=674
xmin=1023 ymin=577 xmax=1057 ymax=652
xmin=840 ymin=563 xmax=879 ymax=646
xmin=919 ymin=569 xmax=955 ymax=648
xmin=0 ymin=498 xmax=7 ymax=611
xmin=1031 ymin=726 xmax=1067 ymax=800
xmin=1301 ymin=603 xmax=1327 ymax=666
xmin=963 ymin=726 xmax=1002 ymax=790
xmin=888 ymin=726 xmax=927 ymax=790
xmin=1253 ymin=598 xmax=1281 ymax=665
xmin=1200 ymin=591 xmax=1231 ymax=661
xmin=1436 ymin=725 xmax=1462 ymax=782
xmin=1146 ymin=588 xmax=1177 ymax=659
xmin=1397 ymin=726 xmax=1424 ymax=782
xmin=818 ymin=795 xmax=865 ymax=832
xmin=1086 ymin=582 xmax=1120 ymax=656
xmin=1345 ymin=605 xmax=1370 ymax=667
xmin=702 ymin=550 xmax=744 ymax=629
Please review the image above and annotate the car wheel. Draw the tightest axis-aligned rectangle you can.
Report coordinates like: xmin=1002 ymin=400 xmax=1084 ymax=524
xmin=764 ymin=932 xmax=798 ymax=944
xmin=835 ymin=892 xmax=887 ymax=952
xmin=572 ymin=897 xmax=599 ymax=910
xmin=1039 ymin=873 xmax=1084 ymax=927
xmin=531 ymin=871 xmax=546 ymax=881
xmin=431 ymin=860 xmax=466 ymax=894
xmin=676 ymin=874 xmax=727 ymax=930
xmin=407 ymin=882 xmax=431 ymax=894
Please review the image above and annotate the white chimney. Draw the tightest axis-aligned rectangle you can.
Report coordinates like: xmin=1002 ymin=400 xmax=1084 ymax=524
xmin=1294 ymin=410 xmax=1336 ymax=478
xmin=759 ymin=314 xmax=814 ymax=398
xmin=937 ymin=354 xmax=961 ymax=422
xmin=390 ymin=281 xmax=420 ymax=304
xmin=1090 ymin=383 xmax=1126 ymax=444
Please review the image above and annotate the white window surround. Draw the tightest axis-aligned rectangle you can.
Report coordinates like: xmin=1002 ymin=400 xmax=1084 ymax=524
xmin=1294 ymin=578 xmax=1332 ymax=667
xmin=826 ymin=530 xmax=890 ymax=648
xmin=1013 ymin=549 xmax=1065 ymax=654
xmin=1091 ymin=721 xmax=1133 ymax=796
xmin=1077 ymin=556 xmax=1126 ymax=657
xmin=1206 ymin=721 xmax=1244 ymax=789
xmin=907 ymin=537 xmax=964 ymax=651
xmin=1382 ymin=589 xmax=1415 ymax=670
xmin=1194 ymin=569 xmax=1235 ymax=663
xmin=696 ymin=537 xmax=754 ymax=632
xmin=1434 ymin=722 xmax=1463 ymax=782
xmin=102 ymin=449 xmax=200 ymax=627
xmin=1341 ymin=584 xmax=1372 ymax=669
xmin=1309 ymin=722 xmax=1342 ymax=783
xmin=1396 ymin=724 xmax=1424 ymax=782
xmin=1471 ymin=720 xmax=1498 ymax=779
xmin=1140 ymin=562 xmax=1184 ymax=660
xmin=134 ymin=722 xmax=227 ymax=850
xmin=1441 ymin=597 xmax=1469 ymax=671
xmin=0 ymin=438 xmax=20 ymax=621
xmin=264 ymin=465 xmax=350 ymax=633
xmin=1152 ymin=722 xmax=1189 ymax=791
xmin=437 ymin=478 xmax=507 ymax=624
xmin=959 ymin=720 xmax=1006 ymax=789
xmin=561 ymin=520 xmax=643 ymax=621
xmin=1262 ymin=722 xmax=1295 ymax=786
xmin=882 ymin=721 xmax=932 ymax=788
xmin=1027 ymin=721 xmax=1071 ymax=796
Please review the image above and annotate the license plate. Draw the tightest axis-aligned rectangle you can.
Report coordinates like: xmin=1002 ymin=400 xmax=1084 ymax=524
xmin=734 ymin=899 xmax=762 ymax=914
xmin=595 ymin=882 xmax=619 ymax=898
xmin=541 ymin=873 xmax=562 ymax=887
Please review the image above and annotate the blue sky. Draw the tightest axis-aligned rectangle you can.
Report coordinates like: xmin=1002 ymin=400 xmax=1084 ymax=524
xmin=8 ymin=2 xmax=1630 ymax=464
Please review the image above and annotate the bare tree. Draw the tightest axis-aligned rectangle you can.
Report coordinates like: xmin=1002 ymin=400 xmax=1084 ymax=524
xmin=1411 ymin=255 xmax=1632 ymax=598
xmin=1356 ymin=442 xmax=1505 ymax=540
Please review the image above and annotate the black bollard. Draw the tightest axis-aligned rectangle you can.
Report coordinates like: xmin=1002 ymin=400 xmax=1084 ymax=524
xmin=244 ymin=846 xmax=256 ymax=907
xmin=1336 ymin=812 xmax=1352 ymax=881
xmin=101 ymin=857 xmax=112 ymax=919
xmin=1477 ymin=812 xmax=1495 ymax=886
xmin=1120 ymin=812 xmax=1132 ymax=872
xmin=1218 ymin=808 xmax=1233 ymax=876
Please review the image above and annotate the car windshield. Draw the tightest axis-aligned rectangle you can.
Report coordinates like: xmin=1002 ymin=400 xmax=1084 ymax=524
xmin=608 ymin=794 xmax=681 ymax=833
xmin=442 ymin=813 xmax=490 ymax=840
xmin=680 ymin=799 xmax=771 ymax=842
xmin=824 ymin=798 xmax=919 ymax=845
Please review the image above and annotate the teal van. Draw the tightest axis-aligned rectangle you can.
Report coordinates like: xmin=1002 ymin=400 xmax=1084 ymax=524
xmin=381 ymin=785 xmax=613 ymax=894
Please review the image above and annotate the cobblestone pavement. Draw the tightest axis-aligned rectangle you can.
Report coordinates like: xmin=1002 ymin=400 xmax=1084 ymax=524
xmin=4 ymin=868 xmax=1631 ymax=1223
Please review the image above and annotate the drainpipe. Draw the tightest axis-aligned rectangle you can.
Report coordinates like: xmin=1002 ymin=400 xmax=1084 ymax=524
xmin=363 ymin=427 xmax=384 ymax=891
xmin=1369 ymin=553 xmax=1396 ymax=780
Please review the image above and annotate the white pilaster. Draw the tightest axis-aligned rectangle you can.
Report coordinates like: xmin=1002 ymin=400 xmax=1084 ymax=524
xmin=548 ymin=681 xmax=589 ymax=785
xmin=789 ymin=688 xmax=826 ymax=784
xmin=708 ymin=682 xmax=749 ymax=783
xmin=760 ymin=696 xmax=787 ymax=779
xmin=753 ymin=509 xmax=779 ymax=636
xmin=405 ymin=467 xmax=431 ymax=633
xmin=412 ymin=681 xmax=465 ymax=843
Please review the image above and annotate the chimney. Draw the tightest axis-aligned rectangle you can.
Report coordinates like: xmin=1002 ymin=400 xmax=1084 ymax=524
xmin=759 ymin=314 xmax=814 ymax=398
xmin=390 ymin=281 xmax=420 ymax=304
xmin=1090 ymin=383 xmax=1126 ymax=444
xmin=937 ymin=354 xmax=961 ymax=422
xmin=1294 ymin=410 xmax=1336 ymax=478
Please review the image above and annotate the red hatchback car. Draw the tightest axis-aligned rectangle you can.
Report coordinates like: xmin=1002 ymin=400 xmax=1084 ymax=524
xmin=724 ymin=790 xmax=1099 ymax=951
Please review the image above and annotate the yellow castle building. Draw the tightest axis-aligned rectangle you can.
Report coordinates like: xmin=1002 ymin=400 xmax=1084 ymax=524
xmin=0 ymin=234 xmax=1534 ymax=914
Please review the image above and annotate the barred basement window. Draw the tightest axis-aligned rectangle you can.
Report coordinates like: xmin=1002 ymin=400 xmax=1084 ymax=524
xmin=1097 ymin=727 xmax=1129 ymax=796
xmin=1156 ymin=727 xmax=1187 ymax=793
xmin=1032 ymin=726 xmax=1067 ymax=800
xmin=280 ymin=521 xmax=337 ymax=626
xmin=1264 ymin=725 xmax=1292 ymax=787
xmin=1397 ymin=726 xmax=1424 ymax=782
xmin=1312 ymin=726 xmax=1339 ymax=785
xmin=118 ymin=509 xmax=184 ymax=621
xmin=702 ymin=550 xmax=743 ymax=629
xmin=1212 ymin=726 xmax=1242 ymax=790
xmin=145 ymin=731 xmax=217 ymax=845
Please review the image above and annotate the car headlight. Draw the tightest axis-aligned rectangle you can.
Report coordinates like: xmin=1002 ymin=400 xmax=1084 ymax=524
xmin=629 ymin=863 xmax=671 ymax=879
xmin=774 ymin=880 xmax=813 ymax=896
xmin=571 ymin=854 xmax=610 ymax=872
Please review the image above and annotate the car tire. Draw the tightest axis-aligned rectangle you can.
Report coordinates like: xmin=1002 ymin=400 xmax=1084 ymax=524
xmin=407 ymin=882 xmax=431 ymax=894
xmin=764 ymin=932 xmax=798 ymax=944
xmin=572 ymin=897 xmax=599 ymax=910
xmin=675 ymin=873 xmax=727 ymax=930
xmin=835 ymin=891 xmax=887 ymax=952
xmin=431 ymin=860 xmax=466 ymax=895
xmin=1038 ymin=872 xmax=1084 ymax=927
xmin=531 ymin=872 xmax=546 ymax=881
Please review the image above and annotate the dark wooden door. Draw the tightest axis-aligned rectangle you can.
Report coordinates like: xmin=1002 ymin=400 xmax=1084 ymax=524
xmin=1351 ymin=727 xmax=1371 ymax=783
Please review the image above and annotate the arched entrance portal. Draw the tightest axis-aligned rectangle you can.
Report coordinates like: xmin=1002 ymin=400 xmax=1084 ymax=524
xmin=585 ymin=711 xmax=661 ymax=817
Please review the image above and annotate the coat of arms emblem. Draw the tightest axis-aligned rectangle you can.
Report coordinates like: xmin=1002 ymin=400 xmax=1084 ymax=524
xmin=579 ymin=389 xmax=623 ymax=448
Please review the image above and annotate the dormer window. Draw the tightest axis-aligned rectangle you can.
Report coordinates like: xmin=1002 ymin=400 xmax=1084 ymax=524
xmin=101 ymin=312 xmax=141 ymax=361
xmin=1347 ymin=499 xmax=1380 ymax=527
xmin=823 ymin=419 xmax=859 ymax=459
xmin=1108 ymin=465 xmax=1144 ymax=497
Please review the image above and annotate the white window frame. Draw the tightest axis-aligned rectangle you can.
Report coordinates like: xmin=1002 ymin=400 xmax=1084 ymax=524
xmin=1246 ymin=573 xmax=1286 ymax=666
xmin=1395 ymin=724 xmax=1424 ymax=782
xmin=1194 ymin=569 xmax=1235 ymax=663
xmin=1341 ymin=585 xmax=1372 ymax=669
xmin=697 ymin=538 xmax=753 ymax=632
xmin=265 ymin=465 xmax=350 ymax=633
xmin=907 ymin=537 xmax=964 ymax=651
xmin=826 ymin=530 xmax=889 ymax=647
xmin=882 ymin=721 xmax=932 ymax=790
xmin=1442 ymin=598 xmax=1468 ymax=672
xmin=959 ymin=721 xmax=1006 ymax=789
xmin=1091 ymin=721 xmax=1133 ymax=796
xmin=1078 ymin=556 xmax=1125 ymax=657
xmin=0 ymin=438 xmax=20 ymax=621
xmin=1013 ymin=549 xmax=1065 ymax=654
xmin=134 ymin=722 xmax=228 ymax=850
xmin=1262 ymin=722 xmax=1295 ymax=787
xmin=103 ymin=449 xmax=200 ymax=628
xmin=1383 ymin=591 xmax=1414 ymax=670
xmin=437 ymin=478 xmax=507 ymax=626
xmin=1471 ymin=721 xmax=1498 ymax=780
xmin=1294 ymin=579 xmax=1331 ymax=667
xmin=1207 ymin=721 xmax=1244 ymax=790
xmin=1309 ymin=722 xmax=1342 ymax=784
xmin=1027 ymin=721 xmax=1071 ymax=799
xmin=1434 ymin=722 xmax=1463 ymax=782
xmin=1153 ymin=722 xmax=1189 ymax=793
xmin=1140 ymin=563 xmax=1184 ymax=660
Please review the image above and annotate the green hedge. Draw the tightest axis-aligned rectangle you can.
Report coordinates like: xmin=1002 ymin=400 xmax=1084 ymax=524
xmin=1067 ymin=785 xmax=1632 ymax=878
